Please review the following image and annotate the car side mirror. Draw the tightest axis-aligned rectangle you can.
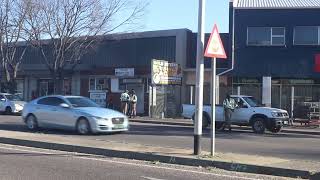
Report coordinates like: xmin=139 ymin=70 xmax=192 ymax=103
xmin=242 ymin=104 xmax=248 ymax=108
xmin=60 ymin=103 xmax=70 ymax=108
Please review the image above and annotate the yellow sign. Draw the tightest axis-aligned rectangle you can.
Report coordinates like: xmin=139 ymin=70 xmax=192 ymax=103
xmin=151 ymin=60 xmax=182 ymax=85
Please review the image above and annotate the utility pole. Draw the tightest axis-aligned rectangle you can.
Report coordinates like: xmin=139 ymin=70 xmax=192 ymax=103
xmin=194 ymin=0 xmax=206 ymax=155
xmin=210 ymin=58 xmax=216 ymax=156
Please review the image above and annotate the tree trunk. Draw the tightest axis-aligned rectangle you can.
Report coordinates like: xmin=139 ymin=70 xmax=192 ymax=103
xmin=52 ymin=71 xmax=64 ymax=95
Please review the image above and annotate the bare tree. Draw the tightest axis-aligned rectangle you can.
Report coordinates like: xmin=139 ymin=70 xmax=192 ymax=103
xmin=26 ymin=0 xmax=147 ymax=94
xmin=0 ymin=0 xmax=31 ymax=93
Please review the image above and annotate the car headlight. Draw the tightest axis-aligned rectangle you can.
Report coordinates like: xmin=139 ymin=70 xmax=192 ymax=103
xmin=271 ymin=112 xmax=280 ymax=117
xmin=91 ymin=116 xmax=109 ymax=121
xmin=15 ymin=104 xmax=22 ymax=109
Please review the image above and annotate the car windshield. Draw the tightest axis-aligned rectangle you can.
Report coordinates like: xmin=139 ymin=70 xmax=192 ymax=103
xmin=66 ymin=97 xmax=99 ymax=108
xmin=242 ymin=97 xmax=260 ymax=107
xmin=5 ymin=94 xmax=22 ymax=101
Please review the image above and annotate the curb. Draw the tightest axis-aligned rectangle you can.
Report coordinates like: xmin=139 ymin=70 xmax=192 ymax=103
xmin=131 ymin=119 xmax=193 ymax=127
xmin=131 ymin=119 xmax=320 ymax=136
xmin=0 ymin=137 xmax=318 ymax=179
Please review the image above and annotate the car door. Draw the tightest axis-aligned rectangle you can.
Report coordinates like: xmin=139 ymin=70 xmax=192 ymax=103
xmin=49 ymin=97 xmax=75 ymax=129
xmin=35 ymin=97 xmax=55 ymax=127
xmin=232 ymin=98 xmax=253 ymax=123
xmin=0 ymin=95 xmax=6 ymax=111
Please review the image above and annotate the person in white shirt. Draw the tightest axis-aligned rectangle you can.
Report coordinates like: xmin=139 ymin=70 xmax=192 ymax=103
xmin=120 ymin=90 xmax=130 ymax=115
xmin=130 ymin=90 xmax=137 ymax=118
xmin=223 ymin=94 xmax=237 ymax=132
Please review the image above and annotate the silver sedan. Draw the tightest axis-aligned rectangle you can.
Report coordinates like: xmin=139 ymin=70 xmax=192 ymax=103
xmin=22 ymin=95 xmax=129 ymax=134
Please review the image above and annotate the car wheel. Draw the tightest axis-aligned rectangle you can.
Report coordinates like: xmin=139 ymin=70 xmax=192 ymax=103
xmin=215 ymin=122 xmax=225 ymax=130
xmin=76 ymin=118 xmax=91 ymax=135
xmin=26 ymin=115 xmax=38 ymax=131
xmin=5 ymin=107 xmax=12 ymax=115
xmin=269 ymin=126 xmax=281 ymax=133
xmin=252 ymin=118 xmax=266 ymax=134
xmin=202 ymin=114 xmax=209 ymax=129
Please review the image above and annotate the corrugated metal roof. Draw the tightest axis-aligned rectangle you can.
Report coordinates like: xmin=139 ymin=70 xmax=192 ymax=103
xmin=234 ymin=0 xmax=320 ymax=9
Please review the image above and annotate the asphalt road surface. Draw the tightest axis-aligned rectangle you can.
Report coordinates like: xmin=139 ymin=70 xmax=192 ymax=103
xmin=1 ymin=115 xmax=320 ymax=161
xmin=0 ymin=144 xmax=293 ymax=180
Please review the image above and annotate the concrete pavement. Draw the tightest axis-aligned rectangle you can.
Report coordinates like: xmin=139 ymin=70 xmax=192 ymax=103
xmin=0 ymin=144 xmax=294 ymax=180
xmin=0 ymin=127 xmax=318 ymax=179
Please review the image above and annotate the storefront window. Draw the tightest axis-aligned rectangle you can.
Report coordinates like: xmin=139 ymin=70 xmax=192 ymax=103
xmin=63 ymin=79 xmax=71 ymax=95
xmin=89 ymin=77 xmax=109 ymax=91
xmin=89 ymin=79 xmax=95 ymax=90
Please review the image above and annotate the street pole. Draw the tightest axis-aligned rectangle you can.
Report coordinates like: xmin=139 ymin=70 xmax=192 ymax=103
xmin=194 ymin=0 xmax=206 ymax=155
xmin=211 ymin=58 xmax=216 ymax=156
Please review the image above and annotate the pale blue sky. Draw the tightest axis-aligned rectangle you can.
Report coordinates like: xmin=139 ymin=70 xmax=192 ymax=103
xmin=143 ymin=0 xmax=230 ymax=33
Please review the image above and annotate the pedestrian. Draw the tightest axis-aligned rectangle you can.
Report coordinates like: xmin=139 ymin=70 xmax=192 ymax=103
xmin=223 ymin=94 xmax=237 ymax=132
xmin=130 ymin=89 xmax=137 ymax=118
xmin=120 ymin=90 xmax=130 ymax=115
xmin=107 ymin=98 xmax=115 ymax=110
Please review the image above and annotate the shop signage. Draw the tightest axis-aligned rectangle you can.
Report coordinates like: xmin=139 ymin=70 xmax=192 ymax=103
xmin=115 ymin=68 xmax=134 ymax=77
xmin=90 ymin=91 xmax=106 ymax=107
xmin=122 ymin=78 xmax=143 ymax=84
xmin=151 ymin=59 xmax=182 ymax=85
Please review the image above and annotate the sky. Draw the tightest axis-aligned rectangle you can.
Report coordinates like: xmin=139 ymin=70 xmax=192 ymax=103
xmin=142 ymin=0 xmax=230 ymax=33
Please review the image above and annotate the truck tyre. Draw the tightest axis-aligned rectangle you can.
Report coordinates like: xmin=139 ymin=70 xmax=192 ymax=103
xmin=192 ymin=113 xmax=209 ymax=129
xmin=202 ymin=114 xmax=209 ymax=129
xmin=252 ymin=118 xmax=266 ymax=134
xmin=269 ymin=126 xmax=281 ymax=133
xmin=215 ymin=122 xmax=224 ymax=130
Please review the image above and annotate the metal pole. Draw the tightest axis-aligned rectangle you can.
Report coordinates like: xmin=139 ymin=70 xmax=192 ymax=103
xmin=211 ymin=57 xmax=216 ymax=156
xmin=194 ymin=0 xmax=206 ymax=155
xmin=291 ymin=86 xmax=294 ymax=125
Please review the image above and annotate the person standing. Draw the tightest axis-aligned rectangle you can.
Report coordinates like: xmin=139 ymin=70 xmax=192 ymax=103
xmin=223 ymin=94 xmax=237 ymax=132
xmin=120 ymin=90 xmax=130 ymax=115
xmin=130 ymin=90 xmax=137 ymax=118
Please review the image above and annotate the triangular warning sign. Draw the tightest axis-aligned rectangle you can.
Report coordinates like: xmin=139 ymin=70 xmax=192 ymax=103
xmin=204 ymin=24 xmax=227 ymax=59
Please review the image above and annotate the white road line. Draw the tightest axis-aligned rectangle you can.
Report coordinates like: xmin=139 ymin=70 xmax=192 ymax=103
xmin=0 ymin=144 xmax=263 ymax=180
xmin=141 ymin=176 xmax=167 ymax=180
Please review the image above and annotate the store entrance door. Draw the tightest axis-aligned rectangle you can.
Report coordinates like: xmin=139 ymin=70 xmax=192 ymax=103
xmin=126 ymin=84 xmax=144 ymax=114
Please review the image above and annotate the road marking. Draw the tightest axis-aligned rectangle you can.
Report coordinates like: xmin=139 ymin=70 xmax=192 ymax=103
xmin=141 ymin=176 xmax=166 ymax=180
xmin=0 ymin=144 xmax=263 ymax=180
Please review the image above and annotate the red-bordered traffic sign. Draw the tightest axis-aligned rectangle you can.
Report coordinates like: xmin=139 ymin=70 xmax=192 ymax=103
xmin=204 ymin=24 xmax=227 ymax=59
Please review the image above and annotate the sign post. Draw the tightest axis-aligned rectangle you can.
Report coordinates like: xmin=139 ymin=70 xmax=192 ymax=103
xmin=204 ymin=24 xmax=227 ymax=156
xmin=194 ymin=0 xmax=206 ymax=155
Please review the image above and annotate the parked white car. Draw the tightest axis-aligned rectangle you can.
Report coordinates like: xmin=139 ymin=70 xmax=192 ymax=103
xmin=0 ymin=93 xmax=26 ymax=114
xmin=182 ymin=95 xmax=289 ymax=134
xmin=22 ymin=95 xmax=129 ymax=134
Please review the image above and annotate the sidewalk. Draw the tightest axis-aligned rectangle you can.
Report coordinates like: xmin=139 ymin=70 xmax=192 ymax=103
xmin=131 ymin=117 xmax=320 ymax=135
xmin=0 ymin=129 xmax=318 ymax=179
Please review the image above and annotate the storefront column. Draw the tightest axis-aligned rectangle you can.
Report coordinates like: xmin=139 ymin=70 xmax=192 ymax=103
xmin=72 ymin=72 xmax=81 ymax=96
xmin=262 ymin=76 xmax=272 ymax=107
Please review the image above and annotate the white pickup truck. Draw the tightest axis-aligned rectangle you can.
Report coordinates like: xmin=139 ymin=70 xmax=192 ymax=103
xmin=182 ymin=95 xmax=289 ymax=134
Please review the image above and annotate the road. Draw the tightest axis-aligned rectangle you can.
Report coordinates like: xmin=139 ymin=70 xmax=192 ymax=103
xmin=0 ymin=143 xmax=292 ymax=180
xmin=1 ymin=115 xmax=320 ymax=161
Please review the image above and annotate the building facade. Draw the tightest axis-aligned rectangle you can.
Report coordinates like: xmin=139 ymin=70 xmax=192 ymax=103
xmin=15 ymin=29 xmax=191 ymax=117
xmin=9 ymin=0 xmax=320 ymax=118
xmin=229 ymin=0 xmax=320 ymax=116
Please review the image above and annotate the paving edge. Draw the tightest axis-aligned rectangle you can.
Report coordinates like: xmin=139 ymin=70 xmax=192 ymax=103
xmin=0 ymin=137 xmax=318 ymax=179
xmin=131 ymin=119 xmax=320 ymax=136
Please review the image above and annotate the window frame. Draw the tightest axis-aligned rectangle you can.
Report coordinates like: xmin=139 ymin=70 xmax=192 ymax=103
xmin=293 ymin=26 xmax=320 ymax=46
xmin=37 ymin=97 xmax=66 ymax=106
xmin=89 ymin=77 xmax=109 ymax=91
xmin=247 ymin=27 xmax=286 ymax=46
